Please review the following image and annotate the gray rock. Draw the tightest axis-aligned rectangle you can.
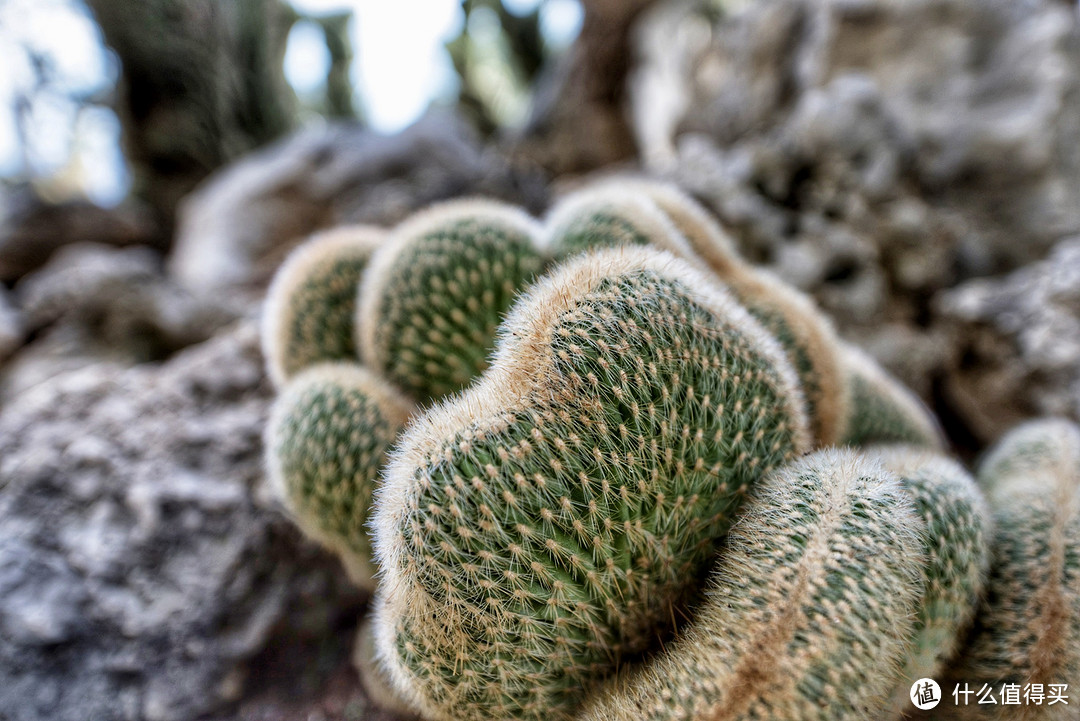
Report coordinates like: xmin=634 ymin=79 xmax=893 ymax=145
xmin=169 ymin=114 xmax=549 ymax=295
xmin=2 ymin=243 xmax=240 ymax=401
xmin=937 ymin=237 xmax=1080 ymax=443
xmin=0 ymin=322 xmax=362 ymax=721
xmin=633 ymin=0 xmax=1080 ymax=302
xmin=0 ymin=287 xmax=23 ymax=363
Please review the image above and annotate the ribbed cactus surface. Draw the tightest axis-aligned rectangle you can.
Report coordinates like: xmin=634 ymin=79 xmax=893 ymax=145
xmin=262 ymin=226 xmax=382 ymax=387
xmin=265 ymin=362 xmax=412 ymax=590
xmin=371 ymin=247 xmax=811 ymax=721
xmin=543 ymin=185 xmax=697 ymax=262
xmin=868 ymin=446 xmax=991 ymax=715
xmin=576 ymin=449 xmax=925 ymax=721
xmin=838 ymin=343 xmax=943 ymax=449
xmin=357 ymin=199 xmax=545 ymax=402
xmin=938 ymin=419 xmax=1080 ymax=720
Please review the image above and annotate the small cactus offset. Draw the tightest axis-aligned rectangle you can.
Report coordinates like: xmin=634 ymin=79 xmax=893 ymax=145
xmin=262 ymin=225 xmax=383 ymax=387
xmin=837 ymin=343 xmax=944 ymax=449
xmin=542 ymin=184 xmax=698 ymax=262
xmin=265 ymin=362 xmax=413 ymax=591
xmin=866 ymin=446 xmax=991 ymax=715
xmin=939 ymin=418 xmax=1080 ymax=720
xmin=576 ymin=449 xmax=926 ymax=721
xmin=371 ymin=246 xmax=811 ymax=721
xmin=357 ymin=198 xmax=546 ymax=402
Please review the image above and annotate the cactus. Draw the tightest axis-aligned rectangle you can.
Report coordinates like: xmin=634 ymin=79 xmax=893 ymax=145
xmin=938 ymin=419 xmax=1080 ymax=720
xmin=553 ymin=178 xmax=848 ymax=446
xmin=262 ymin=225 xmax=383 ymax=387
xmin=371 ymin=246 xmax=811 ymax=721
xmin=866 ymin=446 xmax=991 ymax=715
xmin=357 ymin=199 xmax=545 ymax=402
xmin=542 ymin=184 xmax=698 ymax=262
xmin=576 ymin=448 xmax=926 ymax=721
xmin=354 ymin=618 xmax=420 ymax=718
xmin=265 ymin=362 xmax=413 ymax=591
xmin=838 ymin=343 xmax=943 ymax=449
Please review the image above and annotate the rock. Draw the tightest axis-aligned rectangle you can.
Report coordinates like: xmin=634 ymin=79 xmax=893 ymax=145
xmin=2 ymin=243 xmax=241 ymax=401
xmin=0 ymin=288 xmax=23 ymax=363
xmin=0 ymin=187 xmax=160 ymax=283
xmin=633 ymin=0 xmax=1080 ymax=308
xmin=0 ymin=322 xmax=364 ymax=721
xmin=936 ymin=237 xmax=1080 ymax=444
xmin=169 ymin=114 xmax=549 ymax=295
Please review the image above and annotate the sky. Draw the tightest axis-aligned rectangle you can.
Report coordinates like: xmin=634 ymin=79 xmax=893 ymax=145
xmin=0 ymin=0 xmax=582 ymax=206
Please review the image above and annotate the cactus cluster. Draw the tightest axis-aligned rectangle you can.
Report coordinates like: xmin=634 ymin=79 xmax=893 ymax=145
xmin=257 ymin=178 xmax=1070 ymax=721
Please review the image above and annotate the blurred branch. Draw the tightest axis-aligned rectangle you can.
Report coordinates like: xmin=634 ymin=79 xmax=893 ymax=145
xmin=84 ymin=0 xmax=299 ymax=234
xmin=312 ymin=11 xmax=357 ymax=121
xmin=512 ymin=0 xmax=657 ymax=175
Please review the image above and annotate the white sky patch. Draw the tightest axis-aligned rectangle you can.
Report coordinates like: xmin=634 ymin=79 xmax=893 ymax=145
xmin=289 ymin=0 xmax=463 ymax=133
xmin=284 ymin=20 xmax=333 ymax=97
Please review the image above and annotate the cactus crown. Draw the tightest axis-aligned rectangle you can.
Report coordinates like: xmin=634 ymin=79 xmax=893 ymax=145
xmin=357 ymin=198 xmax=545 ymax=402
xmin=262 ymin=226 xmax=382 ymax=387
xmin=265 ymin=362 xmax=412 ymax=590
xmin=577 ymin=448 xmax=926 ymax=721
xmin=372 ymin=246 xmax=810 ymax=721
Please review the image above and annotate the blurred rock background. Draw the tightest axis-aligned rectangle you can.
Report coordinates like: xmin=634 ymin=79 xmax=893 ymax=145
xmin=0 ymin=0 xmax=1077 ymax=719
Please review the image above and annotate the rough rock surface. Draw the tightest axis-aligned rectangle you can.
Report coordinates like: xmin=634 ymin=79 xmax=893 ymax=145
xmin=0 ymin=287 xmax=23 ymax=363
xmin=937 ymin=237 xmax=1080 ymax=443
xmin=631 ymin=0 xmax=1080 ymax=447
xmin=169 ymin=114 xmax=549 ymax=295
xmin=0 ymin=322 xmax=365 ymax=721
xmin=1 ymin=243 xmax=241 ymax=401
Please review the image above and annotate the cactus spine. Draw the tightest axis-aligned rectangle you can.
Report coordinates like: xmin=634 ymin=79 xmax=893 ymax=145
xmin=576 ymin=449 xmax=926 ymax=721
xmin=867 ymin=446 xmax=991 ymax=715
xmin=262 ymin=226 xmax=383 ymax=387
xmin=371 ymin=246 xmax=811 ymax=721
xmin=838 ymin=343 xmax=943 ymax=449
xmin=265 ymin=362 xmax=413 ymax=591
xmin=939 ymin=419 xmax=1080 ymax=721
xmin=357 ymin=199 xmax=545 ymax=402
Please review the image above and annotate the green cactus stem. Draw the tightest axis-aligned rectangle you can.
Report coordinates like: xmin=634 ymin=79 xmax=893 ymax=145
xmin=576 ymin=448 xmax=926 ymax=721
xmin=837 ymin=343 xmax=944 ymax=449
xmin=357 ymin=198 xmax=545 ymax=402
xmin=938 ymin=418 xmax=1080 ymax=721
xmin=265 ymin=362 xmax=413 ymax=591
xmin=542 ymin=184 xmax=699 ymax=262
xmin=262 ymin=225 xmax=383 ymax=387
xmin=867 ymin=446 xmax=991 ymax=716
xmin=371 ymin=246 xmax=811 ymax=721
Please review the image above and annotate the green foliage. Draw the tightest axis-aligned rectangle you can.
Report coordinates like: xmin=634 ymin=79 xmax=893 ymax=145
xmin=576 ymin=448 xmax=926 ymax=721
xmin=357 ymin=198 xmax=545 ymax=402
xmin=371 ymin=247 xmax=811 ymax=721
xmin=265 ymin=362 xmax=412 ymax=591
xmin=262 ymin=226 xmax=382 ymax=387
xmin=938 ymin=419 xmax=1080 ymax=720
